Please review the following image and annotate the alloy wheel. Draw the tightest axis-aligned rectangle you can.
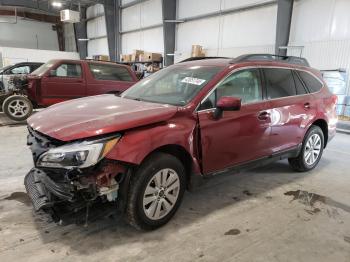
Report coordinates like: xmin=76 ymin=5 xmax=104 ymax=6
xmin=304 ymin=134 xmax=322 ymax=166
xmin=142 ymin=168 xmax=180 ymax=220
xmin=8 ymin=99 xmax=29 ymax=118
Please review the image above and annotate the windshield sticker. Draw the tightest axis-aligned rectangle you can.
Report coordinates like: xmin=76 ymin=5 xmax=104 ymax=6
xmin=181 ymin=77 xmax=206 ymax=86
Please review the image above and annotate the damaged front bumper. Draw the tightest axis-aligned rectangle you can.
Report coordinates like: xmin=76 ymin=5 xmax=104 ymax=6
xmin=25 ymin=126 xmax=127 ymax=223
xmin=24 ymin=161 xmax=125 ymax=223
xmin=24 ymin=168 xmax=73 ymax=211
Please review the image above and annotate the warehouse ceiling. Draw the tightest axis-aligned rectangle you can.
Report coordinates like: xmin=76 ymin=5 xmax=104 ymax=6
xmin=0 ymin=0 xmax=102 ymax=15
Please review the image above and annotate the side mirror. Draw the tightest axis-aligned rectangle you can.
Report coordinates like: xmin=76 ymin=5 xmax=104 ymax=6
xmin=213 ymin=96 xmax=241 ymax=119
xmin=217 ymin=96 xmax=241 ymax=111
xmin=49 ymin=70 xmax=56 ymax=77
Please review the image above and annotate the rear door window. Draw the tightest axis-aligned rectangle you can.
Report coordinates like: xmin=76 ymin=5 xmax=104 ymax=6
xmin=297 ymin=71 xmax=323 ymax=93
xmin=88 ymin=63 xmax=133 ymax=82
xmin=263 ymin=68 xmax=296 ymax=99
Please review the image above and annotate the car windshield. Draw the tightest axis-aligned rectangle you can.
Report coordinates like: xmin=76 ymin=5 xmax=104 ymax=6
xmin=31 ymin=60 xmax=57 ymax=76
xmin=122 ymin=65 xmax=223 ymax=106
xmin=0 ymin=65 xmax=12 ymax=74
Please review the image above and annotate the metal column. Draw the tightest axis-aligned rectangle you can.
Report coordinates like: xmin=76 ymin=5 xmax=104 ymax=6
xmin=162 ymin=0 xmax=176 ymax=66
xmin=104 ymin=0 xmax=120 ymax=62
xmin=74 ymin=7 xmax=88 ymax=59
xmin=275 ymin=0 xmax=294 ymax=55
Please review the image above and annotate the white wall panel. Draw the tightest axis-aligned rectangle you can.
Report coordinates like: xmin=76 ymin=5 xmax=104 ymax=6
xmin=88 ymin=38 xmax=109 ymax=57
xmin=0 ymin=47 xmax=78 ymax=66
xmin=87 ymin=16 xmax=107 ymax=38
xmin=86 ymin=4 xmax=104 ymax=19
xmin=176 ymin=17 xmax=221 ymax=53
xmin=178 ymin=0 xmax=221 ymax=19
xmin=121 ymin=0 xmax=162 ymax=32
xmin=222 ymin=0 xmax=273 ymax=10
xmin=221 ymin=5 xmax=276 ymax=48
xmin=177 ymin=0 xmax=273 ymax=19
xmin=290 ymin=0 xmax=350 ymax=43
xmin=0 ymin=16 xmax=58 ymax=50
xmin=289 ymin=0 xmax=350 ymax=95
xmin=176 ymin=5 xmax=277 ymax=61
xmin=86 ymin=4 xmax=108 ymax=57
xmin=122 ymin=4 xmax=140 ymax=31
xmin=121 ymin=27 xmax=164 ymax=54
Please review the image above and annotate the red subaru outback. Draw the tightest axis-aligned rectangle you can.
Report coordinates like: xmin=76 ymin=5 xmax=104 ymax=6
xmin=25 ymin=54 xmax=337 ymax=230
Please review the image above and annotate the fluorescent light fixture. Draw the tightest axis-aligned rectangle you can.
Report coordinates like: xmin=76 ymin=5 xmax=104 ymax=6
xmin=78 ymin=38 xmax=89 ymax=41
xmin=52 ymin=1 xmax=63 ymax=8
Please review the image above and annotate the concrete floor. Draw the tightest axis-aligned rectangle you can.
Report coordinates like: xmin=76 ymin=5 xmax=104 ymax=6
xmin=0 ymin=124 xmax=349 ymax=262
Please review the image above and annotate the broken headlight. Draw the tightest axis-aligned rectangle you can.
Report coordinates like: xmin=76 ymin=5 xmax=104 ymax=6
xmin=37 ymin=136 xmax=120 ymax=169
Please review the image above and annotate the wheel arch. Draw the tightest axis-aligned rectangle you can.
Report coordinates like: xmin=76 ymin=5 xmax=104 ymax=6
xmin=145 ymin=144 xmax=193 ymax=189
xmin=312 ymin=119 xmax=328 ymax=147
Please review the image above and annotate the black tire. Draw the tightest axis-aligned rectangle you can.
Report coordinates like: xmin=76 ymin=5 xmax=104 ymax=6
xmin=125 ymin=152 xmax=186 ymax=230
xmin=288 ymin=125 xmax=324 ymax=172
xmin=2 ymin=95 xmax=33 ymax=121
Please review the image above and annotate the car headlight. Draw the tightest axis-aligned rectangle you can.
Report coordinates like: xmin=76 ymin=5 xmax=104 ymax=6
xmin=37 ymin=135 xmax=120 ymax=169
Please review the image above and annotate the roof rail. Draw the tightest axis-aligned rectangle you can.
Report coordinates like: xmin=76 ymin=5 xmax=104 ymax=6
xmin=230 ymin=54 xmax=310 ymax=67
xmin=179 ymin=56 xmax=230 ymax=63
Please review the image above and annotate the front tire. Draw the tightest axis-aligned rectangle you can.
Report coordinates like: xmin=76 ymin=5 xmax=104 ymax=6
xmin=2 ymin=95 xmax=33 ymax=121
xmin=125 ymin=152 xmax=186 ymax=230
xmin=288 ymin=125 xmax=324 ymax=172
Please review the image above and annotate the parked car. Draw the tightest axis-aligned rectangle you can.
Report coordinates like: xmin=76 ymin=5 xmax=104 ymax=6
xmin=2 ymin=59 xmax=138 ymax=121
xmin=24 ymin=54 xmax=337 ymax=230
xmin=0 ymin=62 xmax=43 ymax=94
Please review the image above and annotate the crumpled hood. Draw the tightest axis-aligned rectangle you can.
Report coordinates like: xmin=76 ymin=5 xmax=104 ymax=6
xmin=28 ymin=95 xmax=178 ymax=141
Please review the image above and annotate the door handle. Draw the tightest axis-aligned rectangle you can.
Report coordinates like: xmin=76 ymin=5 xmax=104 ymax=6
xmin=258 ymin=111 xmax=270 ymax=121
xmin=304 ymin=102 xmax=311 ymax=109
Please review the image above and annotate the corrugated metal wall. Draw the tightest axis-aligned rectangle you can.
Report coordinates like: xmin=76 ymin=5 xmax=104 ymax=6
xmin=121 ymin=0 xmax=164 ymax=54
xmin=175 ymin=0 xmax=277 ymax=62
xmin=288 ymin=0 xmax=350 ymax=97
xmin=86 ymin=4 xmax=109 ymax=57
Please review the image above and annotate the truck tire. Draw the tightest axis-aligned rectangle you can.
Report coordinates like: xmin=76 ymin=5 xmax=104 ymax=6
xmin=2 ymin=95 xmax=33 ymax=121
xmin=288 ymin=125 xmax=324 ymax=172
xmin=125 ymin=152 xmax=186 ymax=230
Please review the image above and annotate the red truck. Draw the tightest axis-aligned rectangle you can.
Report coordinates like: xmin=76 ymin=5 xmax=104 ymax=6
xmin=2 ymin=59 xmax=138 ymax=121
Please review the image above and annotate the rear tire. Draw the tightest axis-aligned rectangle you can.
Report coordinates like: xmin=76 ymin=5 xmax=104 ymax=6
xmin=125 ymin=152 xmax=186 ymax=230
xmin=2 ymin=95 xmax=33 ymax=121
xmin=288 ymin=125 xmax=324 ymax=172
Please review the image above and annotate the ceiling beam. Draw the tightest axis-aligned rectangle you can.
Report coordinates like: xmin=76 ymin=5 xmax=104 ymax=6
xmin=0 ymin=9 xmax=59 ymax=23
xmin=0 ymin=0 xmax=58 ymax=15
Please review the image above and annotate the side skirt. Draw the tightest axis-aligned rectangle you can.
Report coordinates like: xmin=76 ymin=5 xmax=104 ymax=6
xmin=189 ymin=144 xmax=302 ymax=189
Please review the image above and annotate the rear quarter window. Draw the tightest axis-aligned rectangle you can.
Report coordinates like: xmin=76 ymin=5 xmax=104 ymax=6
xmin=297 ymin=71 xmax=323 ymax=93
xmin=89 ymin=63 xmax=133 ymax=82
